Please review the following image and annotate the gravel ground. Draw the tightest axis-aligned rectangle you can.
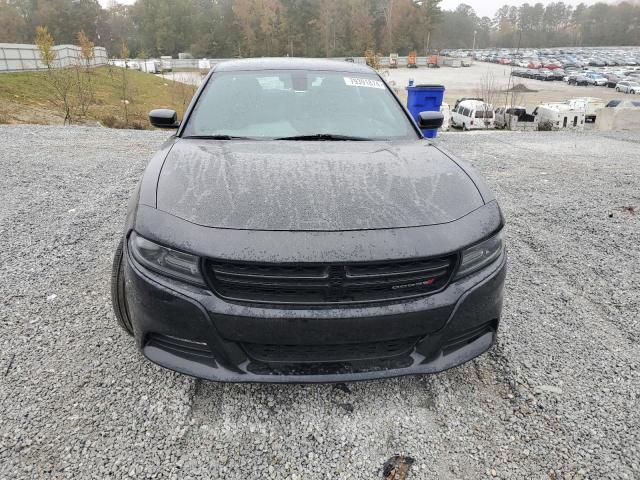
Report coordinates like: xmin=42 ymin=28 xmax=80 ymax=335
xmin=0 ymin=125 xmax=638 ymax=480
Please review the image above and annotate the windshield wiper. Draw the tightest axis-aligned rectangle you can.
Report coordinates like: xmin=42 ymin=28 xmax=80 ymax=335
xmin=183 ymin=135 xmax=252 ymax=140
xmin=274 ymin=134 xmax=372 ymax=141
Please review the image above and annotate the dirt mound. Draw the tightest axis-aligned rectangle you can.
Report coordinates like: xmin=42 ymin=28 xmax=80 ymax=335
xmin=507 ymin=83 xmax=538 ymax=93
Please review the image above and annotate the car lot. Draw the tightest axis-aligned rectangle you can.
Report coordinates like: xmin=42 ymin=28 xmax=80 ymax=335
xmin=0 ymin=125 xmax=638 ymax=479
xmin=475 ymin=47 xmax=640 ymax=99
xmin=385 ymin=62 xmax=631 ymax=109
xmin=160 ymin=62 xmax=635 ymax=117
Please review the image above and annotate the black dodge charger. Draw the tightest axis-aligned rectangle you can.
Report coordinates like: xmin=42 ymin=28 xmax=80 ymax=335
xmin=111 ymin=58 xmax=506 ymax=383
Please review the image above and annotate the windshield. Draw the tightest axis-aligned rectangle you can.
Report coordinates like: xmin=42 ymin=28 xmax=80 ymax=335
xmin=182 ymin=70 xmax=417 ymax=140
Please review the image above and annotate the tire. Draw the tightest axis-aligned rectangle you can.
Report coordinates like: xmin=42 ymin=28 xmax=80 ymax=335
xmin=111 ymin=239 xmax=134 ymax=335
xmin=616 ymin=87 xmax=620 ymax=92
xmin=632 ymin=90 xmax=636 ymax=95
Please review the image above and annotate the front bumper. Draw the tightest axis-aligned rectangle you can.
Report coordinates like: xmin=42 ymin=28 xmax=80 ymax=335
xmin=123 ymin=242 xmax=506 ymax=383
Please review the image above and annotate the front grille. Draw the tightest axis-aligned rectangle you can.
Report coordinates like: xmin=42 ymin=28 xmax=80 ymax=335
xmin=246 ymin=356 xmax=415 ymax=376
xmin=204 ymin=255 xmax=457 ymax=306
xmin=243 ymin=337 xmax=420 ymax=363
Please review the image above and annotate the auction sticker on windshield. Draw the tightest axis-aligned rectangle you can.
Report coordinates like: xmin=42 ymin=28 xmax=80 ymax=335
xmin=344 ymin=77 xmax=386 ymax=89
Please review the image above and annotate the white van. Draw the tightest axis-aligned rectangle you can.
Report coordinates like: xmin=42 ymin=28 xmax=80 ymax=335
xmin=451 ymin=99 xmax=495 ymax=130
xmin=139 ymin=60 xmax=160 ymax=74
xmin=440 ymin=102 xmax=451 ymax=131
xmin=160 ymin=56 xmax=173 ymax=72
xmin=198 ymin=58 xmax=212 ymax=73
xmin=533 ymin=103 xmax=585 ymax=130
xmin=568 ymin=97 xmax=605 ymax=122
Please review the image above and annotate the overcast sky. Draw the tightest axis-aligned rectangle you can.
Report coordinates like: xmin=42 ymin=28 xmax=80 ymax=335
xmin=99 ymin=0 xmax=608 ymax=19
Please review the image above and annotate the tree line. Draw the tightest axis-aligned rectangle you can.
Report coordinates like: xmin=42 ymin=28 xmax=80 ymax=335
xmin=1 ymin=0 xmax=639 ymax=59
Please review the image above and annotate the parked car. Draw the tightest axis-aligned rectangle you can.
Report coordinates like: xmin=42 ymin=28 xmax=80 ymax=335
xmin=451 ymin=99 xmax=496 ymax=130
xmin=605 ymin=99 xmax=640 ymax=108
xmin=602 ymin=73 xmax=621 ymax=88
xmin=616 ymin=80 xmax=640 ymax=94
xmin=535 ymin=68 xmax=555 ymax=81
xmin=110 ymin=58 xmax=506 ymax=383
xmin=494 ymin=106 xmax=535 ymax=129
xmin=567 ymin=74 xmax=589 ymax=86
xmin=542 ymin=61 xmax=562 ymax=70
xmin=585 ymin=73 xmax=607 ymax=86
xmin=474 ymin=47 xmax=640 ymax=70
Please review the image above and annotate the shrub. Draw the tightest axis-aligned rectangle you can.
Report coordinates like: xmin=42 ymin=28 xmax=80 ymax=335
xmin=100 ymin=114 xmax=122 ymax=128
xmin=537 ymin=120 xmax=554 ymax=131
xmin=100 ymin=114 xmax=147 ymax=130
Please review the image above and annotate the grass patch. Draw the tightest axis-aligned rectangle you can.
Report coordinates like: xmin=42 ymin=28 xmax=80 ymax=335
xmin=0 ymin=66 xmax=198 ymax=128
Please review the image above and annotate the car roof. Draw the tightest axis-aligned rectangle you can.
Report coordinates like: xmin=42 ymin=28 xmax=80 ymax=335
xmin=459 ymin=100 xmax=490 ymax=108
xmin=213 ymin=57 xmax=375 ymax=74
xmin=540 ymin=103 xmax=580 ymax=112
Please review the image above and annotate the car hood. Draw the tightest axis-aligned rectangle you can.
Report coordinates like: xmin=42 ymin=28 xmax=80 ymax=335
xmin=155 ymin=139 xmax=484 ymax=231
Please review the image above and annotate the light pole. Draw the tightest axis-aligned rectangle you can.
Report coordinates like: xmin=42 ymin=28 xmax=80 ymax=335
xmin=472 ymin=30 xmax=477 ymax=63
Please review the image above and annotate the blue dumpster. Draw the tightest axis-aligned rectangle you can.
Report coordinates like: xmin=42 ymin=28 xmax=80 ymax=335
xmin=406 ymin=84 xmax=445 ymax=138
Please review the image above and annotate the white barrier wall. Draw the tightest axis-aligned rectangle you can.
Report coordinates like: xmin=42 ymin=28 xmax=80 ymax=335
xmin=0 ymin=43 xmax=108 ymax=73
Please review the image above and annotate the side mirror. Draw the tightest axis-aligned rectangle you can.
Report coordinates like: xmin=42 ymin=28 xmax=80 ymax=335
xmin=149 ymin=109 xmax=180 ymax=129
xmin=418 ymin=111 xmax=444 ymax=130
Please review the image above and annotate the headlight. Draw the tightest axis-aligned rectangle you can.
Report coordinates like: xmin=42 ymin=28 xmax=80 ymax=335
xmin=129 ymin=232 xmax=205 ymax=286
xmin=454 ymin=230 xmax=504 ymax=280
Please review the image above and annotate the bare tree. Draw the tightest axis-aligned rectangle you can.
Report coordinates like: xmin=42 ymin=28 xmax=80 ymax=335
xmin=74 ymin=31 xmax=96 ymax=117
xmin=119 ymin=42 xmax=130 ymax=126
xmin=474 ymin=72 xmax=499 ymax=129
xmin=170 ymin=76 xmax=198 ymax=119
xmin=380 ymin=0 xmax=396 ymax=53
xmin=35 ymin=26 xmax=77 ymax=125
xmin=505 ymin=87 xmax=524 ymax=129
xmin=501 ymin=29 xmax=523 ymax=129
